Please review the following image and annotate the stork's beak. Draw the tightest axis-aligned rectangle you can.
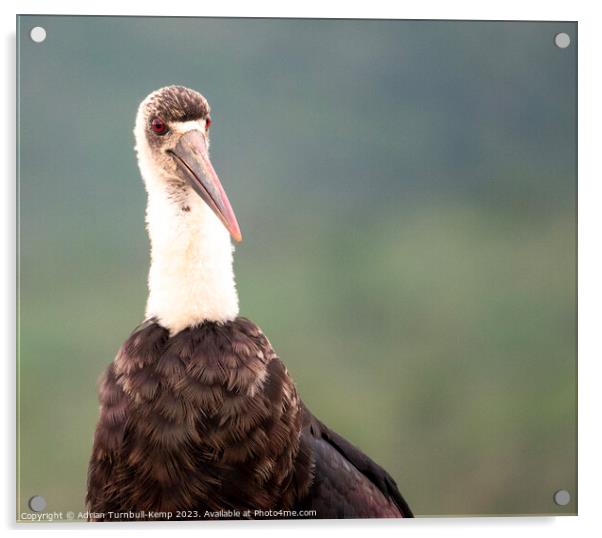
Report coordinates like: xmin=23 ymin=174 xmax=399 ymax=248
xmin=169 ymin=130 xmax=242 ymax=242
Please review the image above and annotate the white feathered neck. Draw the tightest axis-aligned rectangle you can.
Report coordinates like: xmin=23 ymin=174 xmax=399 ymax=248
xmin=135 ymin=122 xmax=239 ymax=335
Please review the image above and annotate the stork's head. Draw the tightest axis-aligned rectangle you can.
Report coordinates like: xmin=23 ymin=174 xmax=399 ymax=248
xmin=134 ymin=85 xmax=242 ymax=242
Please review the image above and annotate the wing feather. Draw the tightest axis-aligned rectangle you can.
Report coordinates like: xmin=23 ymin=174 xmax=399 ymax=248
xmin=299 ymin=404 xmax=413 ymax=518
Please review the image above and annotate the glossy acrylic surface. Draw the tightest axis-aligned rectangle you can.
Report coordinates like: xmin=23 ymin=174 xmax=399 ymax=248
xmin=17 ymin=16 xmax=577 ymax=519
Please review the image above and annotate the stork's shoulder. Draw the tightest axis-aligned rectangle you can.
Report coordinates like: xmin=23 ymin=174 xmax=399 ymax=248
xmin=112 ymin=316 xmax=282 ymax=403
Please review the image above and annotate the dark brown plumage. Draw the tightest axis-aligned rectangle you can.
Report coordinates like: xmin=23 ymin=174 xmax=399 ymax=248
xmin=87 ymin=317 xmax=412 ymax=520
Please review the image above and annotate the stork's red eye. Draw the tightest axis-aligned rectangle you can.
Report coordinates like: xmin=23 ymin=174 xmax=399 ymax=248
xmin=150 ymin=117 xmax=167 ymax=135
xmin=205 ymin=117 xmax=212 ymax=131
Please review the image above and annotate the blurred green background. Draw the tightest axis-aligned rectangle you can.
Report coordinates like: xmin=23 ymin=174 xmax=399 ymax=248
xmin=17 ymin=17 xmax=576 ymax=518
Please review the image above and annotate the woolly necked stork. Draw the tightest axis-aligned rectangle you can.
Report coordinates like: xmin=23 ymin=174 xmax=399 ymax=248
xmin=86 ymin=86 xmax=413 ymax=520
